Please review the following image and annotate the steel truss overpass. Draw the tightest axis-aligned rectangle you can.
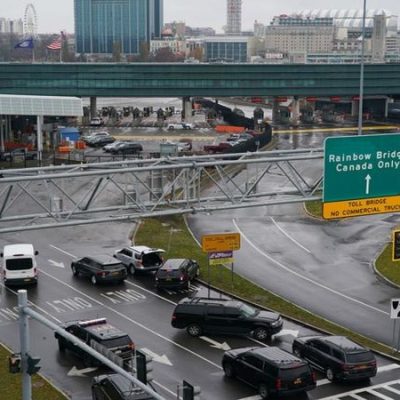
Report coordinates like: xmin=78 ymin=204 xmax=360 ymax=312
xmin=0 ymin=63 xmax=400 ymax=97
xmin=0 ymin=149 xmax=323 ymax=233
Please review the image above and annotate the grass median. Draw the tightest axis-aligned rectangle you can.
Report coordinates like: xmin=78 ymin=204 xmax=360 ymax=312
xmin=0 ymin=344 xmax=67 ymax=400
xmin=136 ymin=215 xmax=399 ymax=360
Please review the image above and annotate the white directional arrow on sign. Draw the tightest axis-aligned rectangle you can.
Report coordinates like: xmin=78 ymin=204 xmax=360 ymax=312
xmin=48 ymin=259 xmax=65 ymax=268
xmin=200 ymin=336 xmax=231 ymax=351
xmin=141 ymin=348 xmax=173 ymax=366
xmin=273 ymin=329 xmax=299 ymax=339
xmin=365 ymin=174 xmax=371 ymax=195
xmin=67 ymin=366 xmax=98 ymax=377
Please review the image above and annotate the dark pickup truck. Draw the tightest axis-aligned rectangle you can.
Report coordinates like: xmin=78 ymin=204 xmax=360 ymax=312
xmin=203 ymin=142 xmax=232 ymax=154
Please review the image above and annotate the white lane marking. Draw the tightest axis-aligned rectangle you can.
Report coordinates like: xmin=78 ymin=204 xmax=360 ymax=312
xmin=48 ymin=259 xmax=65 ymax=268
xmin=318 ymin=379 xmax=400 ymax=399
xmin=39 ymin=269 xmax=221 ymax=369
xmin=233 ymin=219 xmax=388 ymax=316
xmin=377 ymin=363 xmax=400 ymax=373
xmin=385 ymin=385 xmax=400 ymax=395
xmin=200 ymin=336 xmax=231 ymax=351
xmin=270 ymin=217 xmax=311 ymax=254
xmin=316 ymin=378 xmax=330 ymax=387
xmin=0 ymin=283 xmax=62 ymax=324
xmin=49 ymin=244 xmax=77 ymax=259
xmin=368 ymin=389 xmax=394 ymax=400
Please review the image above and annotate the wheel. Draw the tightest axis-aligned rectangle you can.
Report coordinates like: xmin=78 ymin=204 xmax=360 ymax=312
xmin=258 ymin=383 xmax=269 ymax=399
xmin=71 ymin=264 xmax=79 ymax=276
xmin=58 ymin=339 xmax=66 ymax=352
xmin=91 ymin=275 xmax=97 ymax=285
xmin=293 ymin=346 xmax=302 ymax=358
xmin=253 ymin=327 xmax=269 ymax=341
xmin=129 ymin=264 xmax=136 ymax=275
xmin=223 ymin=362 xmax=235 ymax=378
xmin=186 ymin=323 xmax=202 ymax=337
xmin=326 ymin=367 xmax=335 ymax=382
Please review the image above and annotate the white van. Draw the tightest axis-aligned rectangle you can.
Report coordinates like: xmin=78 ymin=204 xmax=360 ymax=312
xmin=1 ymin=244 xmax=39 ymax=286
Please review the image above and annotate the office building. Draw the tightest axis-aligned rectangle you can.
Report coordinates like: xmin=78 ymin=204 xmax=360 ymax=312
xmin=74 ymin=0 xmax=163 ymax=55
xmin=0 ymin=18 xmax=23 ymax=34
xmin=226 ymin=0 xmax=242 ymax=35
xmin=204 ymin=36 xmax=249 ymax=62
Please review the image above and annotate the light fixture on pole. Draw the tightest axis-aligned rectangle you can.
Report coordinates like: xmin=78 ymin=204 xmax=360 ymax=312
xmin=357 ymin=0 xmax=367 ymax=135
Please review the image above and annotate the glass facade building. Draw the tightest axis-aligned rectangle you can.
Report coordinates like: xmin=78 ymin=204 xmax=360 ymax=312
xmin=204 ymin=37 xmax=248 ymax=63
xmin=74 ymin=0 xmax=163 ymax=55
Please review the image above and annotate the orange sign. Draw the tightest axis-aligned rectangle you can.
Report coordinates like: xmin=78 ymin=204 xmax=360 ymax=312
xmin=202 ymin=233 xmax=241 ymax=252
xmin=323 ymin=196 xmax=400 ymax=219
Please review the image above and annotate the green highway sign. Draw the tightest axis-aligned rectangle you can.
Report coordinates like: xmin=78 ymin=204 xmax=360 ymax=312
xmin=324 ymin=134 xmax=400 ymax=202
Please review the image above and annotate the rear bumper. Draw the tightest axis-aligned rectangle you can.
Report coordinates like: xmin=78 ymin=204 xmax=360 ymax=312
xmin=270 ymin=383 xmax=316 ymax=396
xmin=339 ymin=368 xmax=377 ymax=381
xmin=156 ymin=280 xmax=187 ymax=289
xmin=4 ymin=277 xmax=38 ymax=286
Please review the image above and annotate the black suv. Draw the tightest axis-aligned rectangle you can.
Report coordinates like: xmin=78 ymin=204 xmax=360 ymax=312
xmin=292 ymin=335 xmax=377 ymax=382
xmin=171 ymin=297 xmax=283 ymax=340
xmin=222 ymin=346 xmax=316 ymax=399
xmin=55 ymin=318 xmax=135 ymax=367
xmin=92 ymin=374 xmax=155 ymax=400
xmin=71 ymin=255 xmax=127 ymax=285
xmin=155 ymin=258 xmax=199 ymax=290
xmin=109 ymin=142 xmax=143 ymax=155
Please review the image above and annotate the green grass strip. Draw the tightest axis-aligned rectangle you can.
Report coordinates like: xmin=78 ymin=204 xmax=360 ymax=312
xmin=0 ymin=344 xmax=67 ymax=400
xmin=136 ymin=216 xmax=399 ymax=360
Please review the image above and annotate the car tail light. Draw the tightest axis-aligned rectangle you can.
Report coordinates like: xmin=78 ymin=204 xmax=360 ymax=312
xmin=341 ymin=363 xmax=352 ymax=371
xmin=128 ymin=342 xmax=135 ymax=350
xmin=171 ymin=314 xmax=176 ymax=321
xmin=312 ymin=372 xmax=316 ymax=383
xmin=34 ymin=268 xmax=37 ymax=276
xmin=275 ymin=378 xmax=281 ymax=390
xmin=96 ymin=271 xmax=108 ymax=277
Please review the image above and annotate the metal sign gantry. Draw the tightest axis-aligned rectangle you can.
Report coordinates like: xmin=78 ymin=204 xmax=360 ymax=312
xmin=0 ymin=149 xmax=323 ymax=233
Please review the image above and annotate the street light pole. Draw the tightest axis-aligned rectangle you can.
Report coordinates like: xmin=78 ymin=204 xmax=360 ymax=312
xmin=357 ymin=0 xmax=367 ymax=135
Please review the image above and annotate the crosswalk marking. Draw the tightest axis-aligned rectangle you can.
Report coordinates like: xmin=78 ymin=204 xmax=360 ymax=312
xmin=319 ymin=379 xmax=400 ymax=400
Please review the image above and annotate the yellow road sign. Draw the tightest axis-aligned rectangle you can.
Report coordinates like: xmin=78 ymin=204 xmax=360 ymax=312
xmin=323 ymin=195 xmax=400 ymax=220
xmin=202 ymin=233 xmax=241 ymax=252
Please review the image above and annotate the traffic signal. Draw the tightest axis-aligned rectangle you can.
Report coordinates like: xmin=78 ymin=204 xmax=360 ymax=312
xmin=26 ymin=354 xmax=41 ymax=375
xmin=8 ymin=353 xmax=21 ymax=374
xmin=136 ymin=350 xmax=153 ymax=384
xmin=182 ymin=380 xmax=201 ymax=400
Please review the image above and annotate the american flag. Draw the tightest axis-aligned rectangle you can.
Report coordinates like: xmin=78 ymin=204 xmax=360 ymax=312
xmin=47 ymin=35 xmax=63 ymax=50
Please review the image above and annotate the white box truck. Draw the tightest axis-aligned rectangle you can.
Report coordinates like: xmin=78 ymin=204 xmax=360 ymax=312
xmin=1 ymin=244 xmax=39 ymax=286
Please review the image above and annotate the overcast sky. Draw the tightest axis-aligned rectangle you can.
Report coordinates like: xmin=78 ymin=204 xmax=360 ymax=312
xmin=0 ymin=0 xmax=399 ymax=34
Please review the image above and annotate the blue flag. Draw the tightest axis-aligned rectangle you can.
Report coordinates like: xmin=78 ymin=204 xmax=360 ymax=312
xmin=14 ymin=37 xmax=34 ymax=49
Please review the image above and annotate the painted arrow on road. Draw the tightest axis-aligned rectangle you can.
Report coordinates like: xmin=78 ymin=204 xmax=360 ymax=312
xmin=67 ymin=366 xmax=98 ymax=377
xmin=200 ymin=336 xmax=231 ymax=351
xmin=273 ymin=329 xmax=299 ymax=338
xmin=141 ymin=348 xmax=173 ymax=366
xmin=48 ymin=259 xmax=65 ymax=268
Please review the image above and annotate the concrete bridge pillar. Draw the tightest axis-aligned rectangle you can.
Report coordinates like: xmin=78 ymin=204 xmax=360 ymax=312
xmin=384 ymin=97 xmax=389 ymax=118
xmin=272 ymin=99 xmax=280 ymax=124
xmin=290 ymin=97 xmax=300 ymax=126
xmin=90 ymin=96 xmax=97 ymax=120
xmin=351 ymin=100 xmax=358 ymax=117
xmin=36 ymin=115 xmax=43 ymax=162
xmin=182 ymin=96 xmax=193 ymax=122
xmin=0 ymin=116 xmax=4 ymax=152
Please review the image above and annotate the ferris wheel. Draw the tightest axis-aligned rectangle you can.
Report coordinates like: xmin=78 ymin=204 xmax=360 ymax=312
xmin=24 ymin=3 xmax=38 ymax=37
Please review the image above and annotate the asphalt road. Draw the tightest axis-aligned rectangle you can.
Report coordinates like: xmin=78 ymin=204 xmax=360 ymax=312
xmin=0 ymin=222 xmax=399 ymax=400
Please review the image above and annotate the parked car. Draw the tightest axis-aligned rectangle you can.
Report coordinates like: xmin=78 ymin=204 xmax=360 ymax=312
xmin=86 ymin=135 xmax=115 ymax=147
xmin=113 ymin=246 xmax=164 ymax=275
xmin=90 ymin=117 xmax=104 ymax=127
xmin=155 ymin=258 xmax=199 ymax=290
xmin=109 ymin=142 xmax=143 ymax=155
xmin=203 ymin=142 xmax=232 ymax=154
xmin=292 ymin=335 xmax=377 ymax=382
xmin=167 ymin=123 xmax=193 ymax=131
xmin=71 ymin=255 xmax=127 ymax=285
xmin=92 ymin=374 xmax=155 ymax=400
xmin=226 ymin=133 xmax=253 ymax=142
xmin=103 ymin=140 xmax=125 ymax=152
xmin=222 ymin=346 xmax=316 ymax=399
xmin=55 ymin=318 xmax=135 ymax=368
xmin=0 ymin=148 xmax=37 ymax=161
xmin=171 ymin=297 xmax=283 ymax=340
xmin=82 ymin=131 xmax=110 ymax=143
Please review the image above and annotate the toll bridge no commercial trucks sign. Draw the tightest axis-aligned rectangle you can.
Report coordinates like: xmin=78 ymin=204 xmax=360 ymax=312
xmin=323 ymin=134 xmax=400 ymax=219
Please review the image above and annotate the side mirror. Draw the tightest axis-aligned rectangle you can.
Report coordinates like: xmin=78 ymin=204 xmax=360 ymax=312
xmin=35 ymin=251 xmax=39 ymax=255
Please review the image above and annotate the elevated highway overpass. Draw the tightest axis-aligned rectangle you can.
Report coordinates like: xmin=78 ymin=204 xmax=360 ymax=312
xmin=0 ymin=62 xmax=400 ymax=98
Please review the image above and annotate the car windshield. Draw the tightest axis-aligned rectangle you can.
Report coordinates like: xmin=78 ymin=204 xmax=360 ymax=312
xmin=346 ymin=351 xmax=374 ymax=363
xmin=239 ymin=303 xmax=258 ymax=317
xmin=6 ymin=258 xmax=33 ymax=270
